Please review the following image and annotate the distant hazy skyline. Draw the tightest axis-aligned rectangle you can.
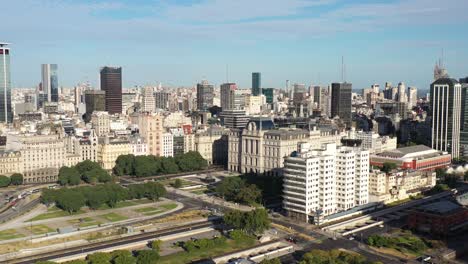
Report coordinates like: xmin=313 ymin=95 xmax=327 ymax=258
xmin=3 ymin=0 xmax=468 ymax=90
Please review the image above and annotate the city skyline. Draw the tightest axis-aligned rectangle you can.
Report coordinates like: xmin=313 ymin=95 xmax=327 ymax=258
xmin=3 ymin=0 xmax=468 ymax=90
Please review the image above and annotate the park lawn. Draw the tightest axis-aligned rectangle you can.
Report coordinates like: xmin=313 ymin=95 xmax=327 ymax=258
xmin=158 ymin=239 xmax=256 ymax=264
xmin=134 ymin=203 xmax=178 ymax=216
xmin=100 ymin=213 xmax=128 ymax=222
xmin=134 ymin=203 xmax=177 ymax=216
xmin=160 ymin=179 xmax=194 ymax=187
xmin=97 ymin=199 xmax=153 ymax=210
xmin=27 ymin=224 xmax=54 ymax=235
xmin=0 ymin=229 xmax=25 ymax=240
xmin=28 ymin=206 xmax=85 ymax=221
xmin=190 ymin=188 xmax=208 ymax=195
xmin=68 ymin=217 xmax=102 ymax=228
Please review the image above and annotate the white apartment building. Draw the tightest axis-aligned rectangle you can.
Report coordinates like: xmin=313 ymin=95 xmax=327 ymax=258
xmin=347 ymin=129 xmax=397 ymax=154
xmin=91 ymin=111 xmax=110 ymax=137
xmin=161 ymin=132 xmax=174 ymax=157
xmin=129 ymin=134 xmax=148 ymax=156
xmin=283 ymin=143 xmax=369 ymax=223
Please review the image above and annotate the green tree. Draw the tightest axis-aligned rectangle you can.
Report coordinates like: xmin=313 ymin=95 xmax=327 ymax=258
xmin=112 ymin=250 xmax=136 ymax=264
xmin=134 ymin=156 xmax=161 ymax=177
xmin=236 ymin=184 xmax=262 ymax=205
xmin=10 ymin=173 xmax=23 ymax=185
xmin=381 ymin=162 xmax=397 ymax=173
xmin=464 ymin=171 xmax=468 ymax=181
xmin=224 ymin=208 xmax=270 ymax=235
xmin=173 ymin=179 xmax=183 ymax=188
xmin=144 ymin=182 xmax=166 ymax=201
xmin=150 ymin=240 xmax=162 ymax=252
xmin=114 ymin=154 xmax=136 ymax=176
xmin=161 ymin=157 xmax=179 ymax=174
xmin=260 ymin=258 xmax=282 ymax=264
xmin=75 ymin=160 xmax=102 ymax=175
xmin=87 ymin=252 xmax=112 ymax=264
xmin=216 ymin=177 xmax=245 ymax=201
xmin=136 ymin=250 xmax=159 ymax=264
xmin=58 ymin=166 xmax=81 ymax=186
xmin=0 ymin=175 xmax=11 ymax=187
xmin=435 ymin=168 xmax=447 ymax=179
xmin=56 ymin=190 xmax=85 ymax=213
xmin=86 ymin=188 xmax=109 ymax=209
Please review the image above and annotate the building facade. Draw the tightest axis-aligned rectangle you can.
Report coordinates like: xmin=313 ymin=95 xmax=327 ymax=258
xmin=283 ymin=143 xmax=369 ymax=223
xmin=41 ymin=64 xmax=59 ymax=102
xmin=196 ymin=80 xmax=214 ymax=111
xmin=431 ymin=78 xmax=462 ymax=158
xmin=220 ymin=83 xmax=237 ymax=111
xmin=0 ymin=43 xmax=12 ymax=123
xmin=331 ymin=82 xmax=352 ymax=126
xmin=137 ymin=113 xmax=163 ymax=156
xmin=100 ymin=66 xmax=122 ymax=114
xmin=252 ymin=72 xmax=261 ymax=96
xmin=97 ymin=137 xmax=131 ymax=171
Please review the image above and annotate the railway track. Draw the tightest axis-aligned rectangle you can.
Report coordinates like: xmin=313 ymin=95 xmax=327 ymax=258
xmin=12 ymin=221 xmax=215 ymax=264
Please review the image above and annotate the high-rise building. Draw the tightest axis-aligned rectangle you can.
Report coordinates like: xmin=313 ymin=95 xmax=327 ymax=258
xmin=252 ymin=72 xmax=261 ymax=96
xmin=397 ymin=82 xmax=407 ymax=103
xmin=142 ymin=87 xmax=155 ymax=112
xmin=262 ymin=88 xmax=274 ymax=104
xmin=100 ymin=66 xmax=122 ymax=114
xmin=407 ymin=87 xmax=417 ymax=109
xmin=155 ymin=92 xmax=170 ymax=110
xmin=313 ymin=86 xmax=321 ymax=105
xmin=220 ymin=83 xmax=237 ymax=110
xmin=459 ymin=80 xmax=468 ymax=157
xmin=283 ymin=143 xmax=369 ymax=223
xmin=0 ymin=42 xmax=12 ymax=123
xmin=331 ymin=82 xmax=352 ymax=126
xmin=41 ymin=64 xmax=59 ymax=102
xmin=293 ymin=83 xmax=307 ymax=101
xmin=196 ymin=80 xmax=214 ymax=111
xmin=84 ymin=90 xmax=106 ymax=122
xmin=431 ymin=78 xmax=462 ymax=158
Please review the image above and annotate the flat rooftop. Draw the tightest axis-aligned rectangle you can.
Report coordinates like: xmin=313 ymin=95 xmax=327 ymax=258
xmin=418 ymin=201 xmax=462 ymax=215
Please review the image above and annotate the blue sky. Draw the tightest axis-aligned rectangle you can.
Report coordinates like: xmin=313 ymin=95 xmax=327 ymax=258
xmin=3 ymin=0 xmax=468 ymax=90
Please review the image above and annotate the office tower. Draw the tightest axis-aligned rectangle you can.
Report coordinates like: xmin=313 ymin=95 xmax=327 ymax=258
xmin=459 ymin=79 xmax=468 ymax=157
xmin=293 ymin=83 xmax=307 ymax=101
xmin=397 ymin=82 xmax=407 ymax=103
xmin=0 ymin=43 xmax=12 ymax=123
xmin=431 ymin=78 xmax=462 ymax=158
xmin=41 ymin=64 xmax=59 ymax=102
xmin=74 ymin=86 xmax=82 ymax=107
xmin=283 ymin=143 xmax=369 ymax=223
xmin=196 ymin=80 xmax=214 ymax=111
xmin=252 ymin=72 xmax=261 ymax=96
xmin=155 ymin=92 xmax=170 ymax=110
xmin=219 ymin=110 xmax=249 ymax=129
xmin=407 ymin=87 xmax=417 ymax=109
xmin=262 ymin=88 xmax=274 ymax=104
xmin=331 ymin=82 xmax=352 ymax=126
xmin=313 ymin=86 xmax=321 ymax=105
xmin=84 ymin=90 xmax=106 ymax=122
xmin=100 ymin=66 xmax=122 ymax=114
xmin=371 ymin=84 xmax=380 ymax=94
xmin=142 ymin=87 xmax=155 ymax=112
xmin=220 ymin=83 xmax=237 ymax=110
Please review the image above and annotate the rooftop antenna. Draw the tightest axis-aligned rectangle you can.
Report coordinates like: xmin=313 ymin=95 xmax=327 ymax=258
xmin=341 ymin=56 xmax=345 ymax=82
xmin=226 ymin=64 xmax=229 ymax=83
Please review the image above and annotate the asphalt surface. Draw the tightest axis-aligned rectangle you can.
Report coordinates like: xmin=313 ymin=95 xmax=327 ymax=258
xmin=0 ymin=198 xmax=40 ymax=223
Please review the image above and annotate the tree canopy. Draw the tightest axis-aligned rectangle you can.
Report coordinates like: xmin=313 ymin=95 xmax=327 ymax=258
xmin=216 ymin=176 xmax=262 ymax=205
xmin=58 ymin=160 xmax=111 ymax=186
xmin=10 ymin=173 xmax=23 ymax=185
xmin=223 ymin=208 xmax=270 ymax=235
xmin=0 ymin=175 xmax=11 ymax=187
xmin=113 ymin=151 xmax=208 ymax=177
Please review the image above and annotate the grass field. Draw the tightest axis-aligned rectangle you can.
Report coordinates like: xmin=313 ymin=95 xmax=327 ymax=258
xmin=134 ymin=203 xmax=178 ymax=216
xmin=27 ymin=224 xmax=54 ymax=235
xmin=0 ymin=229 xmax=25 ymax=240
xmin=159 ymin=179 xmax=194 ymax=187
xmin=189 ymin=188 xmax=208 ymax=195
xmin=100 ymin=213 xmax=128 ymax=222
xmin=28 ymin=206 xmax=85 ymax=221
xmin=97 ymin=199 xmax=153 ymax=210
xmin=68 ymin=217 xmax=102 ymax=228
xmin=158 ymin=238 xmax=256 ymax=264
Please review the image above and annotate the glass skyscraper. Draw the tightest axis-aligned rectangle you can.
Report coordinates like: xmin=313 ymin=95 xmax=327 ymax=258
xmin=252 ymin=72 xmax=261 ymax=96
xmin=100 ymin=66 xmax=122 ymax=114
xmin=331 ymin=82 xmax=352 ymax=127
xmin=41 ymin=64 xmax=59 ymax=102
xmin=0 ymin=43 xmax=12 ymax=123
